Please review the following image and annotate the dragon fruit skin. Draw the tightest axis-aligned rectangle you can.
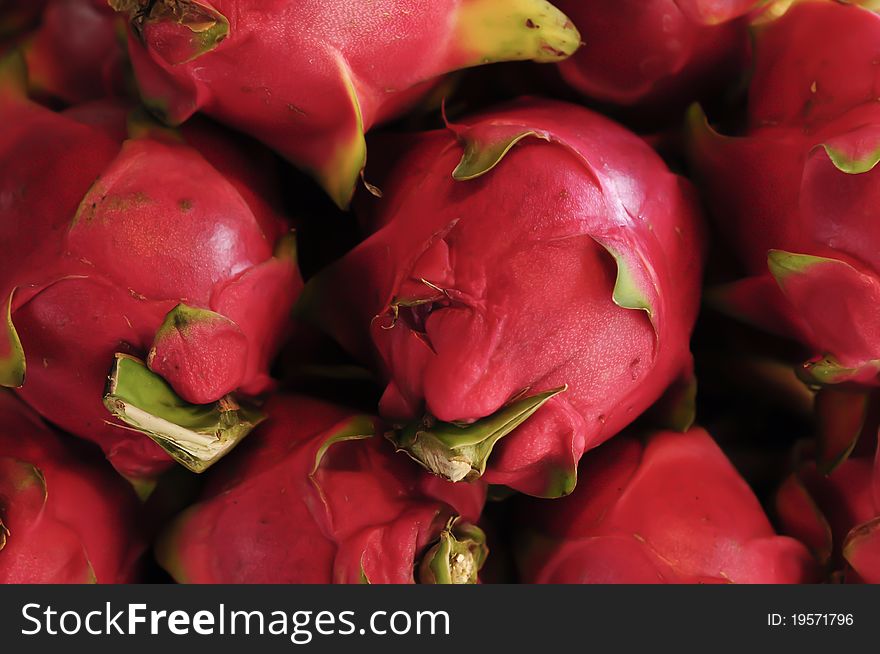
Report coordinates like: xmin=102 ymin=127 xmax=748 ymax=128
xmin=690 ymin=2 xmax=880 ymax=388
xmin=108 ymin=0 xmax=581 ymax=208
xmin=301 ymin=99 xmax=705 ymax=498
xmin=517 ymin=428 xmax=816 ymax=584
xmin=156 ymin=394 xmax=488 ymax=584
xmin=692 ymin=0 xmax=880 ymax=580
xmin=0 ymin=54 xmax=301 ymax=479
xmin=776 ymin=430 xmax=880 ymax=583
xmin=22 ymin=0 xmax=128 ymax=105
xmin=554 ymin=0 xmax=758 ymax=113
xmin=0 ymin=391 xmax=145 ymax=583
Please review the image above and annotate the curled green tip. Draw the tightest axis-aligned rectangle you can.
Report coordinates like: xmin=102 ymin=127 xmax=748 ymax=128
xmin=110 ymin=0 xmax=230 ymax=64
xmin=274 ymin=231 xmax=299 ymax=263
xmin=103 ymin=353 xmax=264 ymax=473
xmin=419 ymin=519 xmax=488 ymax=585
xmin=822 ymin=142 xmax=880 ymax=175
xmin=126 ymin=107 xmax=181 ymax=141
xmin=0 ymin=50 xmax=28 ymax=99
xmin=1 ymin=290 xmax=25 ymax=388
xmin=311 ymin=415 xmax=376 ymax=475
xmin=452 ymin=130 xmax=542 ymax=181
xmin=315 ymin=55 xmax=366 ymax=210
xmin=388 ymin=386 xmax=566 ymax=482
xmin=542 ymin=465 xmax=578 ymax=499
xmin=767 ymin=249 xmax=840 ymax=284
xmin=454 ymin=0 xmax=582 ymax=66
xmin=686 ymin=103 xmax=708 ymax=132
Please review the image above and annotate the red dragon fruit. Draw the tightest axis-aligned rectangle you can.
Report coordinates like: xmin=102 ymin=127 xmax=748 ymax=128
xmin=300 ymin=98 xmax=705 ymax=497
xmin=553 ymin=0 xmax=759 ymax=115
xmin=776 ymin=422 xmax=880 ymax=584
xmin=517 ymin=428 xmax=816 ymax=583
xmin=22 ymin=0 xmax=128 ymax=105
xmin=107 ymin=0 xmax=581 ymax=207
xmin=0 ymin=52 xmax=301 ymax=479
xmin=156 ymin=394 xmax=488 ymax=584
xmin=0 ymin=391 xmax=145 ymax=583
xmin=690 ymin=1 xmax=880 ymax=394
xmin=690 ymin=1 xmax=880 ymax=485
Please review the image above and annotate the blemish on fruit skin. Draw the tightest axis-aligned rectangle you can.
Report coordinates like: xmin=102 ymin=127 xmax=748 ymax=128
xmin=172 ymin=312 xmax=189 ymax=330
xmin=84 ymin=192 xmax=153 ymax=222
xmin=179 ymin=198 xmax=193 ymax=212
xmin=82 ymin=202 xmax=98 ymax=222
xmin=98 ymin=191 xmax=153 ymax=217
xmin=541 ymin=45 xmax=566 ymax=57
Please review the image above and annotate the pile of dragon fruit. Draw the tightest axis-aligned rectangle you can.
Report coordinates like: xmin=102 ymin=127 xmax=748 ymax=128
xmin=1 ymin=0 xmax=878 ymax=585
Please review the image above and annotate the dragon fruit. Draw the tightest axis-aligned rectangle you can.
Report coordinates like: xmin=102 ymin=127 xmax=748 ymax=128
xmin=22 ymin=0 xmax=128 ymax=105
xmin=553 ymin=0 xmax=759 ymax=115
xmin=690 ymin=1 xmax=880 ymax=393
xmin=156 ymin=394 xmax=488 ymax=584
xmin=517 ymin=428 xmax=815 ymax=583
xmin=107 ymin=0 xmax=581 ymax=208
xmin=0 ymin=52 xmax=301 ymax=479
xmin=0 ymin=391 xmax=144 ymax=583
xmin=300 ymin=98 xmax=705 ymax=497
xmin=777 ymin=444 xmax=880 ymax=584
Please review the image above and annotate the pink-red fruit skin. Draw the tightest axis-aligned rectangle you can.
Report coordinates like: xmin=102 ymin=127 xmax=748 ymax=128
xmin=109 ymin=0 xmax=582 ymax=207
xmin=23 ymin=0 xmax=127 ymax=105
xmin=554 ymin=0 xmax=759 ymax=113
xmin=156 ymin=395 xmax=487 ymax=584
xmin=691 ymin=2 xmax=880 ymax=387
xmin=777 ymin=445 xmax=880 ymax=583
xmin=0 ymin=392 xmax=144 ymax=583
xmin=518 ymin=428 xmax=816 ymax=584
